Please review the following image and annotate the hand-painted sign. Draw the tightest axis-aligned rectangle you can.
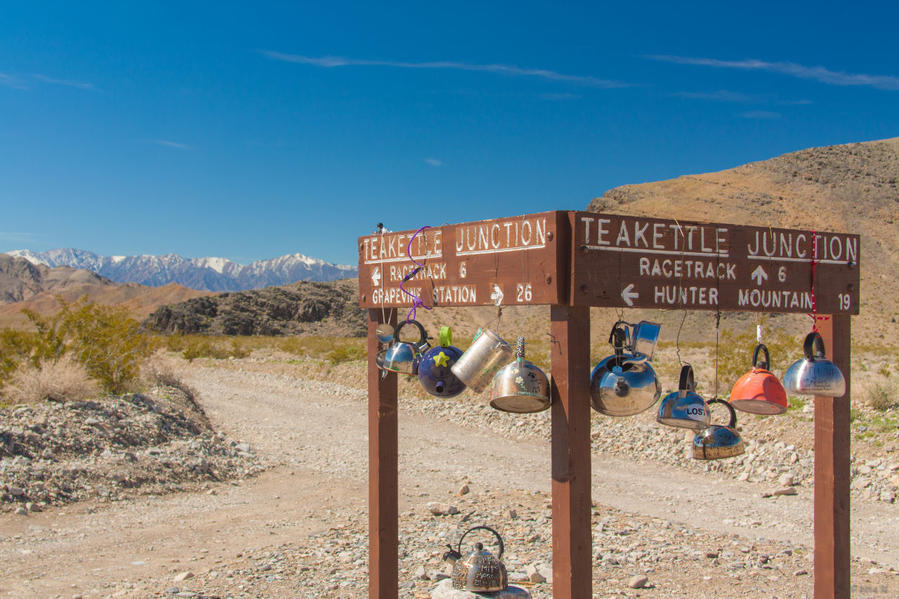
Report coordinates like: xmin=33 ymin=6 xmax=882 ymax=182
xmin=570 ymin=212 xmax=860 ymax=314
xmin=358 ymin=211 xmax=566 ymax=308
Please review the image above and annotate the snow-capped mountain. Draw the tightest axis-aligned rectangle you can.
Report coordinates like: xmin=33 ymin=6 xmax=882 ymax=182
xmin=4 ymin=249 xmax=357 ymax=292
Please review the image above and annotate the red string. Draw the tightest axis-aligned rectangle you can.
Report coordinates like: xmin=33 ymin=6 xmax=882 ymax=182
xmin=808 ymin=229 xmax=830 ymax=332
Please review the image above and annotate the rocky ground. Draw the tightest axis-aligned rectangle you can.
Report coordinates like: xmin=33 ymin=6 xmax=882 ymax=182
xmin=1 ymin=355 xmax=897 ymax=598
xmin=1 ymin=384 xmax=266 ymax=513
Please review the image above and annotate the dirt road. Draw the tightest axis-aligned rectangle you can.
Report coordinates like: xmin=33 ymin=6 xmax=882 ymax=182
xmin=1 ymin=365 xmax=896 ymax=598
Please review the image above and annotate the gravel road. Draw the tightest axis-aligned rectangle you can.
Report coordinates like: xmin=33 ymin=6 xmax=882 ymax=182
xmin=1 ymin=363 xmax=896 ymax=598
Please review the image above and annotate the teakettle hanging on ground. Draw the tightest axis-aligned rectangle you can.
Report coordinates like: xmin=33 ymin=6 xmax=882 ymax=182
xmin=418 ymin=326 xmax=466 ymax=398
xmin=451 ymin=328 xmax=513 ymax=393
xmin=657 ymin=364 xmax=710 ymax=430
xmin=729 ymin=343 xmax=788 ymax=415
xmin=590 ymin=322 xmax=661 ymax=417
xmin=693 ymin=398 xmax=746 ymax=460
xmin=382 ymin=319 xmax=429 ymax=376
xmin=489 ymin=337 xmax=551 ymax=413
xmin=783 ymin=331 xmax=846 ymax=397
xmin=442 ymin=526 xmax=509 ymax=593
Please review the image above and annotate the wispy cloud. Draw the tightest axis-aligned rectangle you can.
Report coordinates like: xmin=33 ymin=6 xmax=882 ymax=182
xmin=260 ymin=51 xmax=629 ymax=88
xmin=150 ymin=140 xmax=191 ymax=150
xmin=539 ymin=92 xmax=581 ymax=101
xmin=647 ymin=54 xmax=899 ymax=91
xmin=673 ymin=89 xmax=757 ymax=103
xmin=0 ymin=72 xmax=29 ymax=90
xmin=0 ymin=232 xmax=38 ymax=245
xmin=32 ymin=74 xmax=96 ymax=90
xmin=738 ymin=110 xmax=781 ymax=119
xmin=424 ymin=158 xmax=443 ymax=167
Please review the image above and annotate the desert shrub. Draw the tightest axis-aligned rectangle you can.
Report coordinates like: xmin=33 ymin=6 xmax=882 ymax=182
xmin=326 ymin=344 xmax=365 ymax=364
xmin=177 ymin=335 xmax=251 ymax=361
xmin=4 ymin=354 xmax=99 ymax=404
xmin=0 ymin=299 xmax=153 ymax=395
xmin=867 ymin=381 xmax=898 ymax=411
xmin=0 ymin=328 xmax=37 ymax=386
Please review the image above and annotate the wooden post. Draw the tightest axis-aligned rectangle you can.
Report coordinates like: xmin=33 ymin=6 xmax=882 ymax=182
xmin=814 ymin=314 xmax=851 ymax=599
xmin=368 ymin=309 xmax=398 ymax=599
xmin=550 ymin=305 xmax=592 ymax=598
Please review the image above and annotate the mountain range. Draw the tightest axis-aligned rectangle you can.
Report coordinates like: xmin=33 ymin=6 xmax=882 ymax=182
xmin=3 ymin=248 xmax=357 ymax=292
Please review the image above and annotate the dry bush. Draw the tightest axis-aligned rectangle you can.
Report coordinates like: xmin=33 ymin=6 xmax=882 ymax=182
xmin=867 ymin=381 xmax=898 ymax=412
xmin=4 ymin=354 xmax=99 ymax=404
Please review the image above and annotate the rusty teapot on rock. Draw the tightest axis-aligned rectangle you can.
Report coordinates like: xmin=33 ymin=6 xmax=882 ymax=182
xmin=442 ymin=526 xmax=508 ymax=593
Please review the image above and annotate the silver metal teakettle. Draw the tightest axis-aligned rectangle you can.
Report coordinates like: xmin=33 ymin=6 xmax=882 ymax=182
xmin=451 ymin=329 xmax=513 ymax=393
xmin=783 ymin=331 xmax=846 ymax=397
xmin=382 ymin=319 xmax=429 ymax=376
xmin=442 ymin=526 xmax=509 ymax=593
xmin=693 ymin=398 xmax=746 ymax=460
xmin=657 ymin=364 xmax=710 ymax=430
xmin=590 ymin=322 xmax=661 ymax=417
xmin=489 ymin=337 xmax=551 ymax=413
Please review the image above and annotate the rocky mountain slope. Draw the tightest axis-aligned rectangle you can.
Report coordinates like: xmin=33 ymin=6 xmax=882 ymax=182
xmin=5 ymin=248 xmax=357 ymax=292
xmin=588 ymin=137 xmax=899 ymax=345
xmin=0 ymin=254 xmax=113 ymax=303
xmin=0 ymin=255 xmax=211 ymax=328
xmin=143 ymin=278 xmax=365 ymax=337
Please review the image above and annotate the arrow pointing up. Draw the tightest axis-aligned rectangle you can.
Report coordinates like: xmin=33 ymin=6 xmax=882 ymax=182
xmin=621 ymin=283 xmax=639 ymax=307
xmin=751 ymin=265 xmax=768 ymax=286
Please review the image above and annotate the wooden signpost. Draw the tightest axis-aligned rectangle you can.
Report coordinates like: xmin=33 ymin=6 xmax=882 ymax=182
xmin=359 ymin=210 xmax=860 ymax=599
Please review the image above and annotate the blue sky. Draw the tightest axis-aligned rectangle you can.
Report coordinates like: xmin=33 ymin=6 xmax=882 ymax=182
xmin=2 ymin=1 xmax=897 ymax=266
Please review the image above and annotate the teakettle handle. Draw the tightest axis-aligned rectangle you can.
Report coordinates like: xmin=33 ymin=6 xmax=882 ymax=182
xmin=707 ymin=398 xmax=738 ymax=428
xmin=678 ymin=364 xmax=695 ymax=393
xmin=394 ymin=319 xmax=428 ymax=347
xmin=752 ymin=344 xmax=770 ymax=370
xmin=803 ymin=331 xmax=826 ymax=360
xmin=458 ymin=525 xmax=505 ymax=560
xmin=608 ymin=321 xmax=630 ymax=353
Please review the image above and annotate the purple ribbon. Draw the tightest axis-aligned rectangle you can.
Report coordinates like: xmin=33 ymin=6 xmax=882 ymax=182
xmin=400 ymin=225 xmax=433 ymax=322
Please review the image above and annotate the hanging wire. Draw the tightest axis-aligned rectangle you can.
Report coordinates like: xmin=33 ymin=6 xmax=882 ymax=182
xmin=675 ymin=309 xmax=688 ymax=367
xmin=713 ymin=309 xmax=721 ymax=398
xmin=672 ymin=217 xmax=688 ymax=367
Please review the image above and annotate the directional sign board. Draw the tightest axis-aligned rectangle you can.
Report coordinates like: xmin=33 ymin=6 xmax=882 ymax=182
xmin=358 ymin=211 xmax=566 ymax=308
xmin=570 ymin=211 xmax=860 ymax=314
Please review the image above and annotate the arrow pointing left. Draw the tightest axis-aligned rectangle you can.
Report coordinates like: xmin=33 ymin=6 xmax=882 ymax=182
xmin=621 ymin=283 xmax=639 ymax=307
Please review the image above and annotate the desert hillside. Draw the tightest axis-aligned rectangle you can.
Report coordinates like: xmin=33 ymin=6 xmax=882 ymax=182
xmin=0 ymin=254 xmax=211 ymax=327
xmin=588 ymin=137 xmax=899 ymax=345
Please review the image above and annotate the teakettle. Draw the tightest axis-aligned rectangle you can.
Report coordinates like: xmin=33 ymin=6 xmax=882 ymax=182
xmin=418 ymin=326 xmax=466 ymax=398
xmin=442 ymin=526 xmax=508 ymax=593
xmin=783 ymin=332 xmax=846 ymax=397
xmin=451 ymin=329 xmax=513 ymax=393
xmin=729 ymin=343 xmax=787 ymax=415
xmin=382 ymin=319 xmax=429 ymax=376
xmin=693 ymin=398 xmax=746 ymax=460
xmin=489 ymin=337 xmax=551 ymax=413
xmin=657 ymin=364 xmax=710 ymax=430
xmin=590 ymin=322 xmax=661 ymax=417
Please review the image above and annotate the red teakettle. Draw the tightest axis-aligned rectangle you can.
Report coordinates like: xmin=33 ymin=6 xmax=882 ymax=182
xmin=729 ymin=343 xmax=787 ymax=415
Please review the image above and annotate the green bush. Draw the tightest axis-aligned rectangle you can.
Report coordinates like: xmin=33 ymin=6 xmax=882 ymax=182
xmin=325 ymin=344 xmax=365 ymax=364
xmin=0 ymin=299 xmax=153 ymax=395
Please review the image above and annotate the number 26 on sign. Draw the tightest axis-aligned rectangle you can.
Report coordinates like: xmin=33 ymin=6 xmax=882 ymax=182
xmin=516 ymin=283 xmax=533 ymax=302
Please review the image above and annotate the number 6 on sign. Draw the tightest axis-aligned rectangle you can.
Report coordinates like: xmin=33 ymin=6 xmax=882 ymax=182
xmin=516 ymin=283 xmax=532 ymax=302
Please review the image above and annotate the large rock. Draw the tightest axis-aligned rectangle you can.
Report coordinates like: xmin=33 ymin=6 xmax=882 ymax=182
xmin=430 ymin=578 xmax=531 ymax=598
xmin=143 ymin=279 xmax=365 ymax=336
